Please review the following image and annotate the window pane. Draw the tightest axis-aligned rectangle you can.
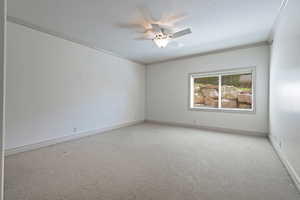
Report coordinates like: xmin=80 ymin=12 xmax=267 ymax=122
xmin=221 ymin=73 xmax=252 ymax=109
xmin=194 ymin=76 xmax=219 ymax=108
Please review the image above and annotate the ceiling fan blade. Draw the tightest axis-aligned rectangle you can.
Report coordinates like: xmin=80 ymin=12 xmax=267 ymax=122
xmin=151 ymin=24 xmax=161 ymax=33
xmin=172 ymin=28 xmax=192 ymax=38
xmin=137 ymin=6 xmax=155 ymax=23
xmin=117 ymin=23 xmax=143 ymax=29
xmin=160 ymin=13 xmax=187 ymax=25
xmin=144 ymin=30 xmax=155 ymax=38
xmin=134 ymin=37 xmax=152 ymax=40
xmin=158 ymin=23 xmax=174 ymax=29
xmin=159 ymin=25 xmax=175 ymax=34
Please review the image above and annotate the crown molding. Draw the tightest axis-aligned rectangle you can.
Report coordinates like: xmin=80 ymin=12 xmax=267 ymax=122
xmin=146 ymin=41 xmax=270 ymax=65
xmin=7 ymin=16 xmax=273 ymax=67
xmin=267 ymin=0 xmax=289 ymax=43
xmin=6 ymin=16 xmax=145 ymax=66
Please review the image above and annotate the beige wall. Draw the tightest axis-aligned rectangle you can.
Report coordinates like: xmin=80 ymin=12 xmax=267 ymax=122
xmin=0 ymin=0 xmax=6 ymax=199
xmin=146 ymin=45 xmax=270 ymax=134
xmin=6 ymin=22 xmax=146 ymax=150
xmin=269 ymin=0 xmax=300 ymax=189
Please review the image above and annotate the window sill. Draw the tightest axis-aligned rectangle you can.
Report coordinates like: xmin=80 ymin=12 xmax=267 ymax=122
xmin=189 ymin=107 xmax=255 ymax=114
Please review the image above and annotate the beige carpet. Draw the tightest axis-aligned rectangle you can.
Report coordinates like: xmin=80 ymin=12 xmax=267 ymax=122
xmin=4 ymin=123 xmax=300 ymax=200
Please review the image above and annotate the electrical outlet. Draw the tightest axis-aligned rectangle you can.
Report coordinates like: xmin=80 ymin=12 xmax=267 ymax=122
xmin=73 ymin=128 xmax=77 ymax=133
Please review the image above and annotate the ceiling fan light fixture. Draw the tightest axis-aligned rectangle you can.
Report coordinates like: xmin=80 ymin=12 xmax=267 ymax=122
xmin=153 ymin=33 xmax=170 ymax=48
xmin=153 ymin=38 xmax=169 ymax=48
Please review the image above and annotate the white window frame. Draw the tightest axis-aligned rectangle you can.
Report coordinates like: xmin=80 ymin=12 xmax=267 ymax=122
xmin=189 ymin=67 xmax=256 ymax=113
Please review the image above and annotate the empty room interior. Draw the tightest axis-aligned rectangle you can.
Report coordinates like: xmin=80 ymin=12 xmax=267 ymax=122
xmin=0 ymin=0 xmax=300 ymax=199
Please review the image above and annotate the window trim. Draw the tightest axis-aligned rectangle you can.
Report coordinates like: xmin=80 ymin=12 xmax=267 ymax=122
xmin=188 ymin=67 xmax=256 ymax=114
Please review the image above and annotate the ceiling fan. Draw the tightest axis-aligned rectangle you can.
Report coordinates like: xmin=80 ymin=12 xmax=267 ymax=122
xmin=143 ymin=24 xmax=192 ymax=48
xmin=120 ymin=8 xmax=192 ymax=48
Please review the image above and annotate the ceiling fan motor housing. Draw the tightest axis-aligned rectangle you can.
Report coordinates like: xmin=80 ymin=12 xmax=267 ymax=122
xmin=153 ymin=32 xmax=171 ymax=40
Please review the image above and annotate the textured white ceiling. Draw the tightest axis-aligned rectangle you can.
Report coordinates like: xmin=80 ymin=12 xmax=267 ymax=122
xmin=7 ymin=0 xmax=282 ymax=64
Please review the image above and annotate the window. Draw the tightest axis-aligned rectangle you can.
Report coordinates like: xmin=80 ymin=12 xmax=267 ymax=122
xmin=189 ymin=68 xmax=254 ymax=112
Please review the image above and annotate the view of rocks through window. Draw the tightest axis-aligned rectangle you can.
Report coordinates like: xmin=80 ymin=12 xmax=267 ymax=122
xmin=194 ymin=73 xmax=252 ymax=109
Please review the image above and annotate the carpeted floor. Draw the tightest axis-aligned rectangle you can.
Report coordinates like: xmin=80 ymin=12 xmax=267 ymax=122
xmin=4 ymin=123 xmax=300 ymax=200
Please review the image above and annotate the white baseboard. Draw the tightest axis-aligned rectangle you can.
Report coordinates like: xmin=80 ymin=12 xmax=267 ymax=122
xmin=5 ymin=120 xmax=144 ymax=156
xmin=269 ymin=135 xmax=300 ymax=192
xmin=145 ymin=119 xmax=268 ymax=137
